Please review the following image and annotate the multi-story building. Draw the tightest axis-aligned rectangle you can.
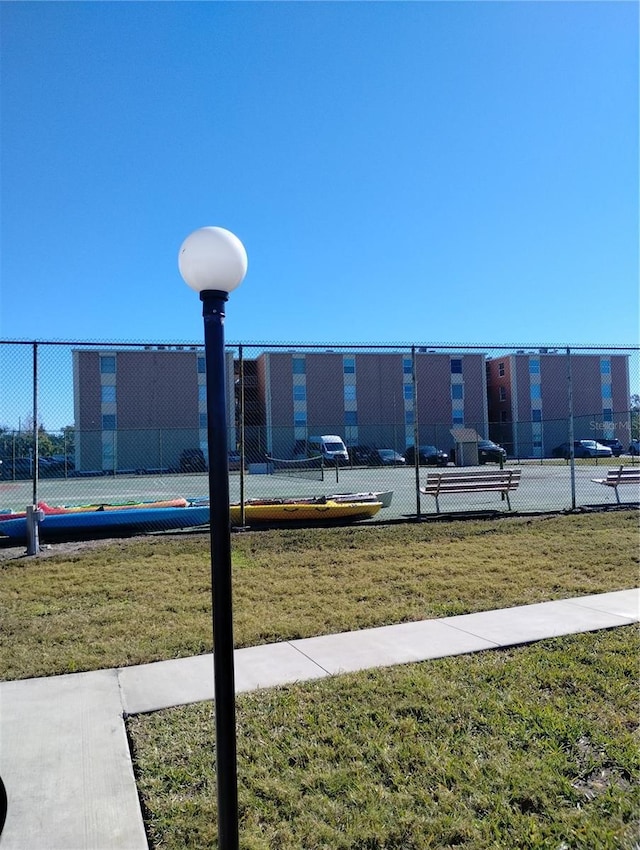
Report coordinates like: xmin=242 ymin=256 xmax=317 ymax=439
xmin=255 ymin=350 xmax=488 ymax=460
xmin=72 ymin=347 xmax=235 ymax=472
xmin=486 ymin=350 xmax=631 ymax=457
xmin=72 ymin=346 xmax=630 ymax=471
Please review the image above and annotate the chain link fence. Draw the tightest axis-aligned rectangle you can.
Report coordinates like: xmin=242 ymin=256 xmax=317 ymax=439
xmin=0 ymin=340 xmax=638 ymax=526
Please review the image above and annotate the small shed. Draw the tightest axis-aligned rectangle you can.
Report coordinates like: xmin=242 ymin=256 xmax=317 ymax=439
xmin=450 ymin=428 xmax=481 ymax=467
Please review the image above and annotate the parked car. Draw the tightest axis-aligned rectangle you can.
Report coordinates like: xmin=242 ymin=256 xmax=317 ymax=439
xmin=44 ymin=455 xmax=75 ymax=475
xmin=374 ymin=449 xmax=406 ymax=466
xmin=477 ymin=440 xmax=507 ymax=464
xmin=404 ymin=445 xmax=449 ymax=466
xmin=0 ymin=456 xmax=54 ymax=480
xmin=349 ymin=445 xmax=379 ymax=465
xmin=629 ymin=440 xmax=640 ymax=456
xmin=596 ymin=438 xmax=624 ymax=457
xmin=179 ymin=448 xmax=207 ymax=472
xmin=228 ymin=451 xmax=242 ymax=471
xmin=551 ymin=440 xmax=613 ymax=459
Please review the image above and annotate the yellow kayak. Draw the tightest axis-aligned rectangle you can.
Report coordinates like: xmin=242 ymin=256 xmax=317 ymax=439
xmin=229 ymin=499 xmax=382 ymax=525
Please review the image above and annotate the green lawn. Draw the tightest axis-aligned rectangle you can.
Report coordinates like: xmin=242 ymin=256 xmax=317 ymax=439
xmin=1 ymin=510 xmax=638 ymax=680
xmin=2 ymin=509 xmax=638 ymax=848
xmin=129 ymin=627 xmax=639 ymax=850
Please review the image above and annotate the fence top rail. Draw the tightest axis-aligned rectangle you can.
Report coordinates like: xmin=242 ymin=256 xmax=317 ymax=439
xmin=1 ymin=339 xmax=639 ymax=352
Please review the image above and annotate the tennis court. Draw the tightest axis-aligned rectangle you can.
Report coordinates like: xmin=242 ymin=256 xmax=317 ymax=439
xmin=1 ymin=460 xmax=637 ymax=525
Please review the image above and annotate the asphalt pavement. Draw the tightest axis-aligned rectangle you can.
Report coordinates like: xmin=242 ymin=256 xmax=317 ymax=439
xmin=0 ymin=461 xmax=638 ymax=523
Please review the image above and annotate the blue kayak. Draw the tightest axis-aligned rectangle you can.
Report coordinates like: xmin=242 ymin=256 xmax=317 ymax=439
xmin=0 ymin=504 xmax=211 ymax=541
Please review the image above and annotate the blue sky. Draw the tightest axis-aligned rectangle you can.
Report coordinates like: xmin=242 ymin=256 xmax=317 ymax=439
xmin=1 ymin=1 xmax=638 ymax=352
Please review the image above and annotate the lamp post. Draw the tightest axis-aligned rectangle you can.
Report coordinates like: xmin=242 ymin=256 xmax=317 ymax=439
xmin=179 ymin=226 xmax=248 ymax=850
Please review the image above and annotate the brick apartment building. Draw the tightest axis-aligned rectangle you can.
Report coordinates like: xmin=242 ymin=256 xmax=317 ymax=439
xmin=72 ymin=347 xmax=235 ymax=472
xmin=254 ymin=350 xmax=488 ymax=460
xmin=486 ymin=350 xmax=631 ymax=457
xmin=72 ymin=346 xmax=630 ymax=472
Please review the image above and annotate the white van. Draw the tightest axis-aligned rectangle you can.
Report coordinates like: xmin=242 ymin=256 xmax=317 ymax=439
xmin=308 ymin=435 xmax=349 ymax=465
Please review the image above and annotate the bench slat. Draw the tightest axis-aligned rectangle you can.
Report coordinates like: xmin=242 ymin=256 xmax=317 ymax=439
xmin=424 ymin=473 xmax=521 ymax=483
xmin=420 ymin=468 xmax=521 ymax=513
xmin=591 ymin=467 xmax=640 ymax=504
xmin=422 ymin=483 xmax=520 ymax=493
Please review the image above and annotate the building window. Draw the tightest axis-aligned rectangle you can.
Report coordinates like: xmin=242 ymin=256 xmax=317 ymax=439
xmin=451 ymin=384 xmax=464 ymax=400
xmin=500 ymin=411 xmax=509 ymax=423
xmin=498 ymin=362 xmax=505 ymax=377
xmin=100 ymin=356 xmax=116 ymax=374
xmin=293 ymin=385 xmax=307 ymax=402
xmin=292 ymin=358 xmax=306 ymax=375
xmin=603 ymin=408 xmax=613 ymax=420
xmin=344 ymin=385 xmax=356 ymax=402
xmin=602 ymin=384 xmax=612 ymax=399
xmin=294 ymin=411 xmax=307 ymax=426
xmin=405 ymin=410 xmax=414 ymax=425
xmin=199 ymin=413 xmax=207 ymax=429
xmin=600 ymin=359 xmax=611 ymax=374
xmin=403 ymin=358 xmax=412 ymax=375
xmin=197 ymin=356 xmax=206 ymax=374
xmin=499 ymin=386 xmax=507 ymax=402
xmin=345 ymin=410 xmax=357 ymax=426
xmin=530 ymin=384 xmax=541 ymax=400
xmin=102 ymin=414 xmax=116 ymax=430
xmin=101 ymin=385 xmax=116 ymax=403
xmin=452 ymin=411 xmax=464 ymax=425
xmin=532 ymin=409 xmax=542 ymax=422
xmin=533 ymin=440 xmax=542 ymax=448
xmin=529 ymin=359 xmax=540 ymax=374
xmin=403 ymin=384 xmax=413 ymax=401
xmin=198 ymin=385 xmax=206 ymax=402
xmin=343 ymin=357 xmax=355 ymax=374
xmin=450 ymin=358 xmax=462 ymax=374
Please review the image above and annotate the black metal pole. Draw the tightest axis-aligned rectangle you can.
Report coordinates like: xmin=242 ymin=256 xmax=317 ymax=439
xmin=412 ymin=345 xmax=421 ymax=518
xmin=201 ymin=289 xmax=239 ymax=850
xmin=32 ymin=342 xmax=39 ymax=507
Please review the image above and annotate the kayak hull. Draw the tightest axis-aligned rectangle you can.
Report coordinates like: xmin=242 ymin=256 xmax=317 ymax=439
xmin=0 ymin=505 xmax=210 ymax=541
xmin=230 ymin=499 xmax=382 ymax=525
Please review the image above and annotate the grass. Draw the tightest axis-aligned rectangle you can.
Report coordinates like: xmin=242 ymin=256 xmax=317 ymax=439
xmin=2 ymin=509 xmax=638 ymax=847
xmin=128 ymin=627 xmax=640 ymax=850
xmin=1 ymin=510 xmax=638 ymax=680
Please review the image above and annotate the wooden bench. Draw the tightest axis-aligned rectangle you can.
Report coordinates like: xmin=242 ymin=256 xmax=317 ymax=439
xmin=420 ymin=468 xmax=522 ymax=514
xmin=591 ymin=466 xmax=640 ymax=504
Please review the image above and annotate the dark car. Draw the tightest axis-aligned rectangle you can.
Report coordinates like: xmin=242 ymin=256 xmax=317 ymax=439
xmin=349 ymin=445 xmax=379 ymax=465
xmin=43 ymin=455 xmax=75 ymax=476
xmin=228 ymin=451 xmax=242 ymax=471
xmin=478 ymin=440 xmax=507 ymax=464
xmin=374 ymin=449 xmax=406 ymax=466
xmin=596 ymin=438 xmax=624 ymax=457
xmin=0 ymin=456 xmax=54 ymax=480
xmin=404 ymin=445 xmax=449 ymax=466
xmin=179 ymin=448 xmax=207 ymax=473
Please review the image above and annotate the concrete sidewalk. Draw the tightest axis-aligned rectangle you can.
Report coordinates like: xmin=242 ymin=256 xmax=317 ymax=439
xmin=1 ymin=588 xmax=638 ymax=850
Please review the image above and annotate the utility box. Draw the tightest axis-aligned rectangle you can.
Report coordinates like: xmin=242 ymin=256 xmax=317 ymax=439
xmin=450 ymin=428 xmax=481 ymax=467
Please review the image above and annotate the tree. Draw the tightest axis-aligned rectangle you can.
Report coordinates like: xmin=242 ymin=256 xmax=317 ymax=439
xmin=631 ymin=394 xmax=640 ymax=441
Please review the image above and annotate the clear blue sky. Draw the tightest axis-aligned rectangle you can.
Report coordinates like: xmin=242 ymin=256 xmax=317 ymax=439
xmin=1 ymin=1 xmax=638 ymax=351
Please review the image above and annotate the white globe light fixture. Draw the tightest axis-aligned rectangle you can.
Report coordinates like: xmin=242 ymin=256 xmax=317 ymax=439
xmin=179 ymin=226 xmax=247 ymax=294
xmin=179 ymin=225 xmax=247 ymax=850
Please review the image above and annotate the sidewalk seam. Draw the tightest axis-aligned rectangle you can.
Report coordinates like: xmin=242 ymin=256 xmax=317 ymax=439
xmin=285 ymin=640 xmax=333 ymax=676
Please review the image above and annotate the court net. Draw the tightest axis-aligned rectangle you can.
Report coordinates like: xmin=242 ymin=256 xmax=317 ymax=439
xmin=266 ymin=455 xmax=325 ymax=481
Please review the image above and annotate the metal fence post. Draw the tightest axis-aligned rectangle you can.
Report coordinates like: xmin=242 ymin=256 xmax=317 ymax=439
xmin=32 ymin=343 xmax=39 ymax=508
xmin=412 ymin=345 xmax=421 ymax=519
xmin=567 ymin=347 xmax=576 ymax=510
xmin=239 ymin=344 xmax=246 ymax=527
